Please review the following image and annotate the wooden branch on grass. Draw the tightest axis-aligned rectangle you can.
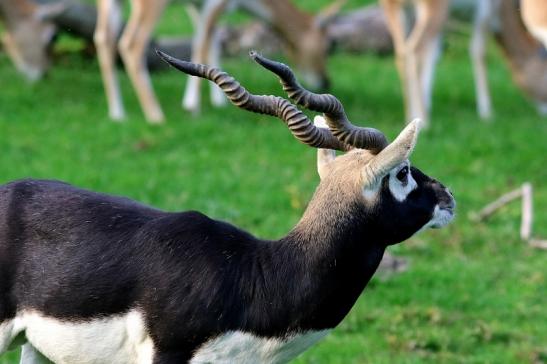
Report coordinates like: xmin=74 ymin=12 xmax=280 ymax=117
xmin=470 ymin=183 xmax=545 ymax=250
xmin=469 ymin=187 xmax=524 ymax=222
xmin=529 ymin=239 xmax=547 ymax=250
xmin=520 ymin=183 xmax=533 ymax=241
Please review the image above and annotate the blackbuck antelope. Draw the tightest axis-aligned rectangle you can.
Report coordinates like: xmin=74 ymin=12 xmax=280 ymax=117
xmin=0 ymin=52 xmax=455 ymax=363
xmin=0 ymin=0 xmax=64 ymax=81
xmin=94 ymin=0 xmax=340 ymax=123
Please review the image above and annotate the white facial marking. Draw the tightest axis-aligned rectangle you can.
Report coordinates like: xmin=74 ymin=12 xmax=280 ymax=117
xmin=388 ymin=161 xmax=417 ymax=202
xmin=191 ymin=330 xmax=331 ymax=364
xmin=1 ymin=310 xmax=154 ymax=364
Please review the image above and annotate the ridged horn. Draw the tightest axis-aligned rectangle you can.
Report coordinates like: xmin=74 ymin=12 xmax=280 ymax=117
xmin=251 ymin=51 xmax=388 ymax=154
xmin=157 ymin=50 xmax=352 ymax=151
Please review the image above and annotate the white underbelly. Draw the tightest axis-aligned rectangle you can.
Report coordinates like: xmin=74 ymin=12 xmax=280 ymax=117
xmin=3 ymin=310 xmax=154 ymax=364
xmin=2 ymin=312 xmax=330 ymax=364
xmin=190 ymin=329 xmax=331 ymax=364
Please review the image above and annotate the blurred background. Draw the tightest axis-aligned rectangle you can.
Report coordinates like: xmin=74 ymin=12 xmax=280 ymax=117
xmin=0 ymin=0 xmax=546 ymax=362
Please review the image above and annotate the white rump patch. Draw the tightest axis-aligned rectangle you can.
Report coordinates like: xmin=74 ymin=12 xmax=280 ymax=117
xmin=0 ymin=310 xmax=154 ymax=364
xmin=191 ymin=330 xmax=331 ymax=363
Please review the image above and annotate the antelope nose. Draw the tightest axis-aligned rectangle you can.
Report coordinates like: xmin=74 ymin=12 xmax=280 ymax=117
xmin=439 ymin=188 xmax=456 ymax=210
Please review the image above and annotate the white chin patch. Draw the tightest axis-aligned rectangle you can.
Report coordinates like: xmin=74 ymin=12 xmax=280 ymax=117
xmin=422 ymin=205 xmax=454 ymax=230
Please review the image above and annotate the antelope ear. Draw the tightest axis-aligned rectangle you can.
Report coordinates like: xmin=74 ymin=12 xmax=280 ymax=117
xmin=363 ymin=119 xmax=422 ymax=185
xmin=314 ymin=116 xmax=336 ymax=180
xmin=314 ymin=0 xmax=346 ymax=29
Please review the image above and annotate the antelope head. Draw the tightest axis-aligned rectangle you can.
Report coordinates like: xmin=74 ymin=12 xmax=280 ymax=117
xmin=0 ymin=0 xmax=65 ymax=81
xmin=157 ymin=50 xmax=455 ymax=245
xmin=270 ymin=0 xmax=345 ymax=91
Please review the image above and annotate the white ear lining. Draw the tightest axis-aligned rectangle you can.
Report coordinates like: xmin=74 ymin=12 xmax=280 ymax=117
xmin=314 ymin=116 xmax=336 ymax=180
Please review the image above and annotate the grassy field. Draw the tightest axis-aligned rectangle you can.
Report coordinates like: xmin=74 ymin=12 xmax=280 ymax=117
xmin=1 ymin=1 xmax=546 ymax=363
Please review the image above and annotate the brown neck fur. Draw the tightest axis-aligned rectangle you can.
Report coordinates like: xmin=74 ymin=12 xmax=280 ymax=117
xmin=290 ymin=151 xmax=372 ymax=252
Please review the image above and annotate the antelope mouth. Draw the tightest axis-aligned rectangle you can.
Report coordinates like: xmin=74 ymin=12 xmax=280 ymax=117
xmin=430 ymin=205 xmax=455 ymax=229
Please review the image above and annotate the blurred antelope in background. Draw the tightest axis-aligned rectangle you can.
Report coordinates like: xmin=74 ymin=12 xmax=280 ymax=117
xmin=94 ymin=0 xmax=342 ymax=123
xmin=380 ymin=0 xmax=547 ymax=124
xmin=521 ymin=0 xmax=547 ymax=48
xmin=495 ymin=0 xmax=547 ymax=114
xmin=0 ymin=0 xmax=64 ymax=81
xmin=182 ymin=0 xmax=343 ymax=114
xmin=378 ymin=0 xmax=494 ymax=123
xmin=379 ymin=0 xmax=449 ymax=125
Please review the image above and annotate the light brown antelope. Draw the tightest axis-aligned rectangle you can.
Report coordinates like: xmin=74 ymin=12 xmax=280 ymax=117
xmin=0 ymin=0 xmax=64 ymax=81
xmin=379 ymin=0 xmax=547 ymax=123
xmin=183 ymin=0 xmax=345 ymax=113
xmin=521 ymin=0 xmax=547 ymax=49
xmin=379 ymin=0 xmax=507 ymax=123
xmin=94 ymin=0 xmax=342 ymax=123
xmin=494 ymin=0 xmax=547 ymax=115
xmin=379 ymin=0 xmax=449 ymax=125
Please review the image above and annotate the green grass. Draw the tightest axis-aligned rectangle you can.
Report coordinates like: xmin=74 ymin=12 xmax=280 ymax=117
xmin=1 ymin=1 xmax=546 ymax=363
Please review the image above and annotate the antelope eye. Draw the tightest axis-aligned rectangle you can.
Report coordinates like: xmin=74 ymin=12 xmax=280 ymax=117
xmin=396 ymin=166 xmax=409 ymax=182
